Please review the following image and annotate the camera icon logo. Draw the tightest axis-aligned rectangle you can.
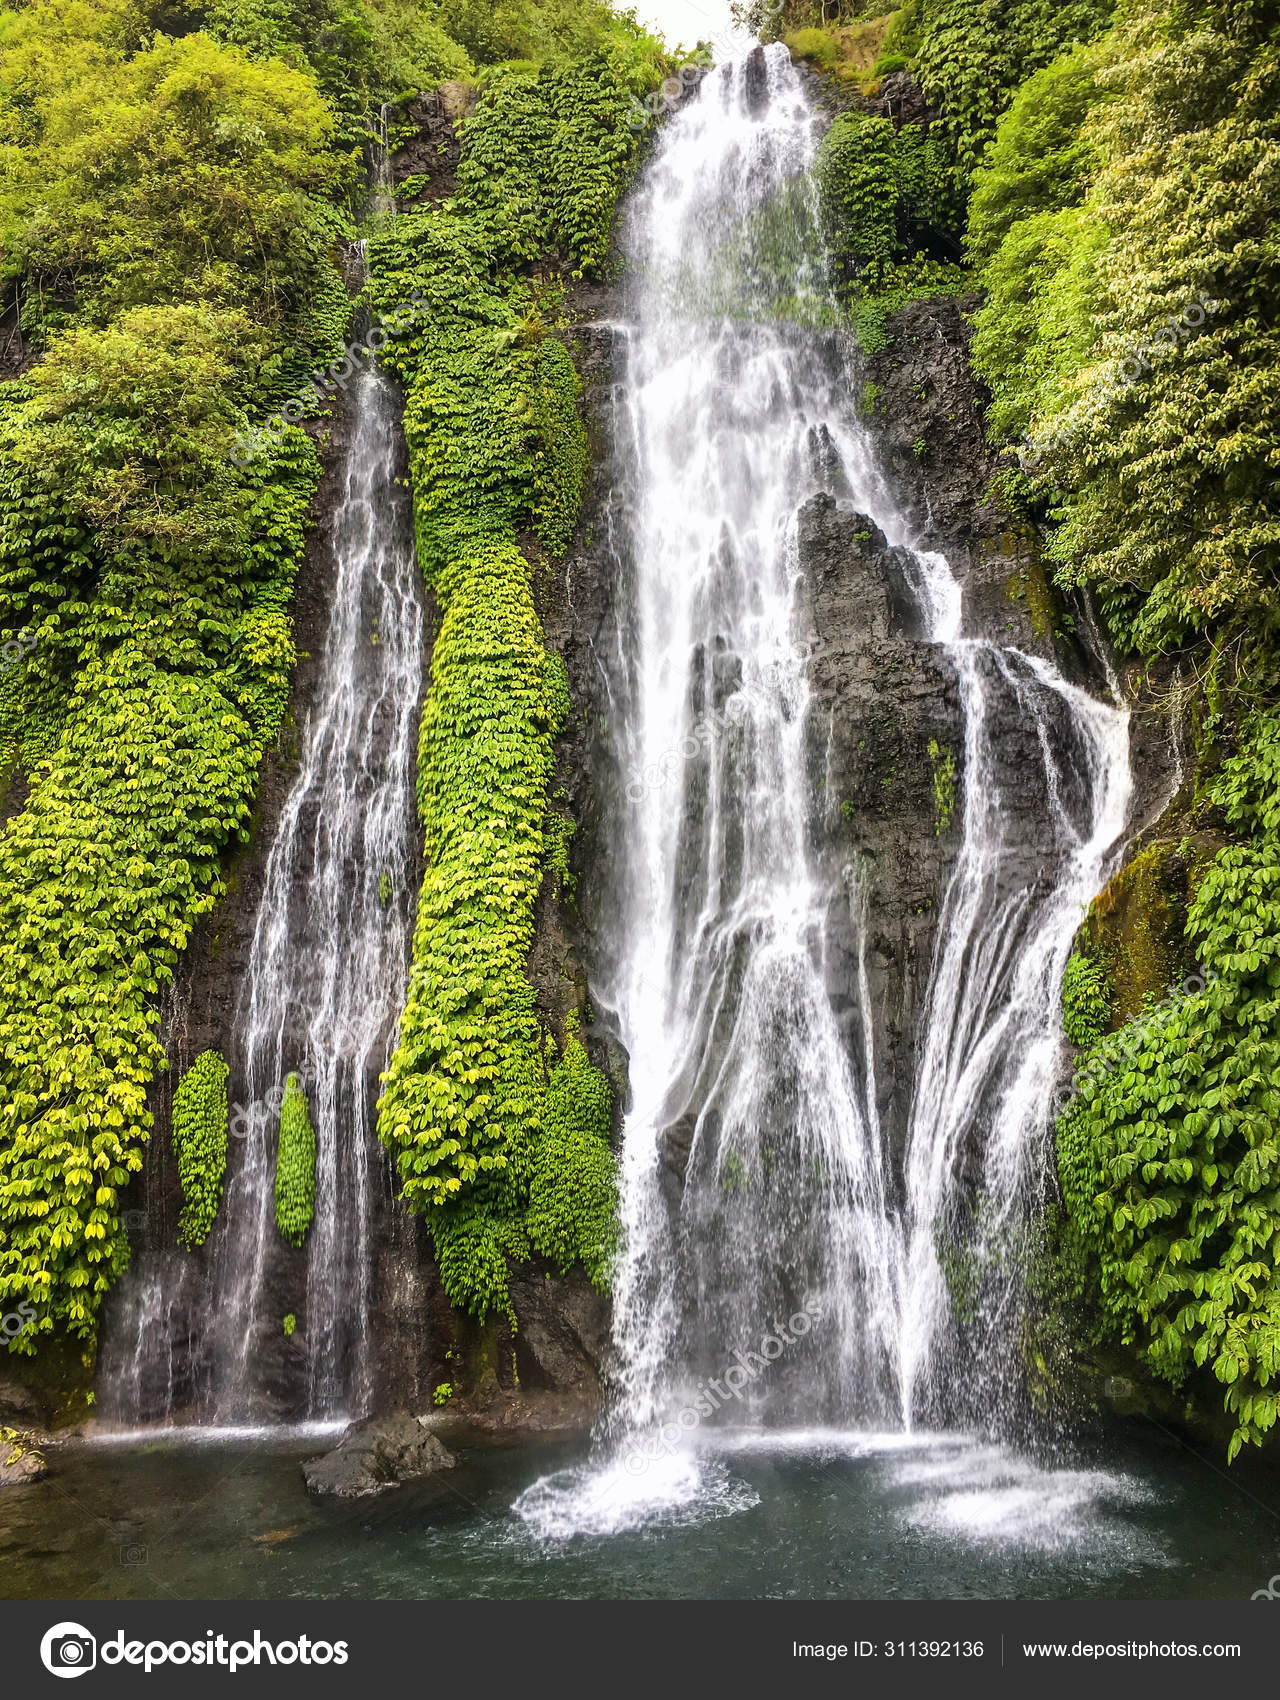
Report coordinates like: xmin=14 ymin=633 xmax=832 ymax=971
xmin=40 ymin=1622 xmax=97 ymax=1678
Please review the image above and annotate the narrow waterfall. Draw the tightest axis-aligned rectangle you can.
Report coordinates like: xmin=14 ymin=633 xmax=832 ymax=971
xmin=205 ymin=358 xmax=422 ymax=1424
xmin=98 ymin=120 xmax=424 ymax=1427
xmin=579 ymin=49 xmax=1132 ymax=1468
xmin=896 ymin=561 xmax=1132 ymax=1426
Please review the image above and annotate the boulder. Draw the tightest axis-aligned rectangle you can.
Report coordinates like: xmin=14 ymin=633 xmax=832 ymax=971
xmin=0 ymin=1436 xmax=48 ymax=1488
xmin=301 ymin=1413 xmax=455 ymax=1499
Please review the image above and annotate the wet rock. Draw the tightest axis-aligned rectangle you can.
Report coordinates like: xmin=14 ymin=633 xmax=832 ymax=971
xmin=506 ymin=1267 xmax=609 ymax=1405
xmin=301 ymin=1413 xmax=455 ymax=1498
xmin=0 ymin=1373 xmax=45 ymax=1430
xmin=798 ymin=498 xmax=961 ymax=1156
xmin=743 ymin=45 xmax=770 ymax=117
xmin=391 ymin=85 xmax=473 ymax=208
xmin=0 ymin=1438 xmax=48 ymax=1488
xmin=877 ymin=71 xmax=933 ymax=129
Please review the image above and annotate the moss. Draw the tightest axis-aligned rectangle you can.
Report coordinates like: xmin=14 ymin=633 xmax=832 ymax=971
xmin=1003 ymin=536 xmax=1057 ymax=640
xmin=787 ymin=15 xmax=896 ymax=90
xmin=927 ymin=736 xmax=956 ymax=834
xmin=1083 ymin=840 xmax=1191 ymax=1024
xmin=785 ymin=27 xmax=839 ymax=70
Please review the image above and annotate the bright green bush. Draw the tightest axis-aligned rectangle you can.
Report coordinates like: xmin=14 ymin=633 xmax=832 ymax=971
xmin=1061 ymin=949 xmax=1111 ymax=1047
xmin=172 ymin=1051 xmax=230 ymax=1248
xmin=964 ymin=37 xmax=1113 ymax=269
xmin=274 ymin=1073 xmax=316 ymax=1247
xmin=368 ymin=50 xmax=650 ymax=1320
xmin=0 ymin=24 xmax=341 ymax=329
xmin=527 ymin=1015 xmax=617 ymax=1289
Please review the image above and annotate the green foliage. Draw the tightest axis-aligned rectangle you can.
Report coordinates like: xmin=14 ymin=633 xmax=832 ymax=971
xmin=968 ymin=203 xmax=1105 ymax=445
xmin=1057 ymin=714 xmax=1280 ymax=1456
xmin=0 ymin=21 xmax=342 ymax=331
xmin=527 ymin=1015 xmax=617 ymax=1289
xmin=786 ymin=27 xmax=838 ymax=69
xmin=367 ymin=51 xmax=647 ymax=1319
xmin=452 ymin=57 xmax=644 ymax=276
xmin=432 ymin=1379 xmax=452 ymax=1403
xmin=436 ymin=0 xmax=661 ymax=71
xmin=531 ymin=337 xmax=588 ymax=555
xmin=171 ymin=1050 xmax=230 ymax=1248
xmin=912 ymin=0 xmax=1114 ymax=176
xmin=274 ymin=1072 xmax=316 ymax=1247
xmin=970 ymin=0 xmax=1280 ymax=657
xmin=815 ymin=113 xmax=959 ymax=289
xmin=1061 ymin=948 xmax=1110 ymax=1047
xmin=964 ymin=37 xmax=1113 ymax=269
xmin=283 ymin=1311 xmax=296 ymax=1335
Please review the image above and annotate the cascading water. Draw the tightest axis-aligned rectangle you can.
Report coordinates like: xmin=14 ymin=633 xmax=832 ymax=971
xmin=516 ymin=44 xmax=1131 ymax=1532
xmin=599 ymin=52 xmax=906 ymax=1440
xmin=99 ymin=115 xmax=424 ymax=1427
xmin=895 ymin=560 xmax=1132 ymax=1426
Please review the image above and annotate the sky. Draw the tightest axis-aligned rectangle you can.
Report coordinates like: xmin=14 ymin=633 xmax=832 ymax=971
xmin=622 ymin=0 xmax=743 ymax=55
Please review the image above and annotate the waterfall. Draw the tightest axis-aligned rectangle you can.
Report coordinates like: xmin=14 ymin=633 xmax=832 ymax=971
xmin=99 ymin=114 xmax=423 ymax=1427
xmin=583 ymin=48 xmax=1132 ymax=1462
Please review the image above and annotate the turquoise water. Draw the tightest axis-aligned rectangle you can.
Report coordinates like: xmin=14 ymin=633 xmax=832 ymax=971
xmin=2 ymin=1422 xmax=1278 ymax=1600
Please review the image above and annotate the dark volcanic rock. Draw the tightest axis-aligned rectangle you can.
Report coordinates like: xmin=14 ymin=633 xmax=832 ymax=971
xmin=877 ymin=71 xmax=933 ymax=129
xmin=797 ymin=495 xmax=961 ymax=1156
xmin=390 ymin=85 xmax=471 ymax=207
xmin=856 ymin=294 xmax=1113 ymax=691
xmin=507 ymin=1265 xmax=609 ymax=1402
xmin=302 ymin=1413 xmax=455 ymax=1498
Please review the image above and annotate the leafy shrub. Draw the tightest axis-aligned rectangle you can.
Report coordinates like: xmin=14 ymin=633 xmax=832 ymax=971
xmin=274 ymin=1073 xmax=316 ymax=1247
xmin=1061 ymin=950 xmax=1110 ymax=1047
xmin=912 ymin=0 xmax=1114 ymax=176
xmin=0 ymin=26 xmax=340 ymax=328
xmin=172 ymin=1051 xmax=230 ymax=1248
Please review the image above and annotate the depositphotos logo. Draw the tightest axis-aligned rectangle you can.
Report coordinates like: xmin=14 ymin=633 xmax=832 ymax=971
xmin=40 ymin=1621 xmax=350 ymax=1677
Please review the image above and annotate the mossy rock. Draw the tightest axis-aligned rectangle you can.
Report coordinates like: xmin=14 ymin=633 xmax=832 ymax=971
xmin=1081 ymin=840 xmax=1195 ymax=1024
xmin=785 ymin=15 xmax=895 ymax=91
xmin=1 ymin=1329 xmax=96 ymax=1431
xmin=1002 ymin=536 xmax=1057 ymax=642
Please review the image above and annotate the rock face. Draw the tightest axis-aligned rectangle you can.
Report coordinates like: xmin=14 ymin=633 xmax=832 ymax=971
xmin=796 ymin=494 xmax=961 ymax=1158
xmin=301 ymin=1413 xmax=455 ymax=1499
